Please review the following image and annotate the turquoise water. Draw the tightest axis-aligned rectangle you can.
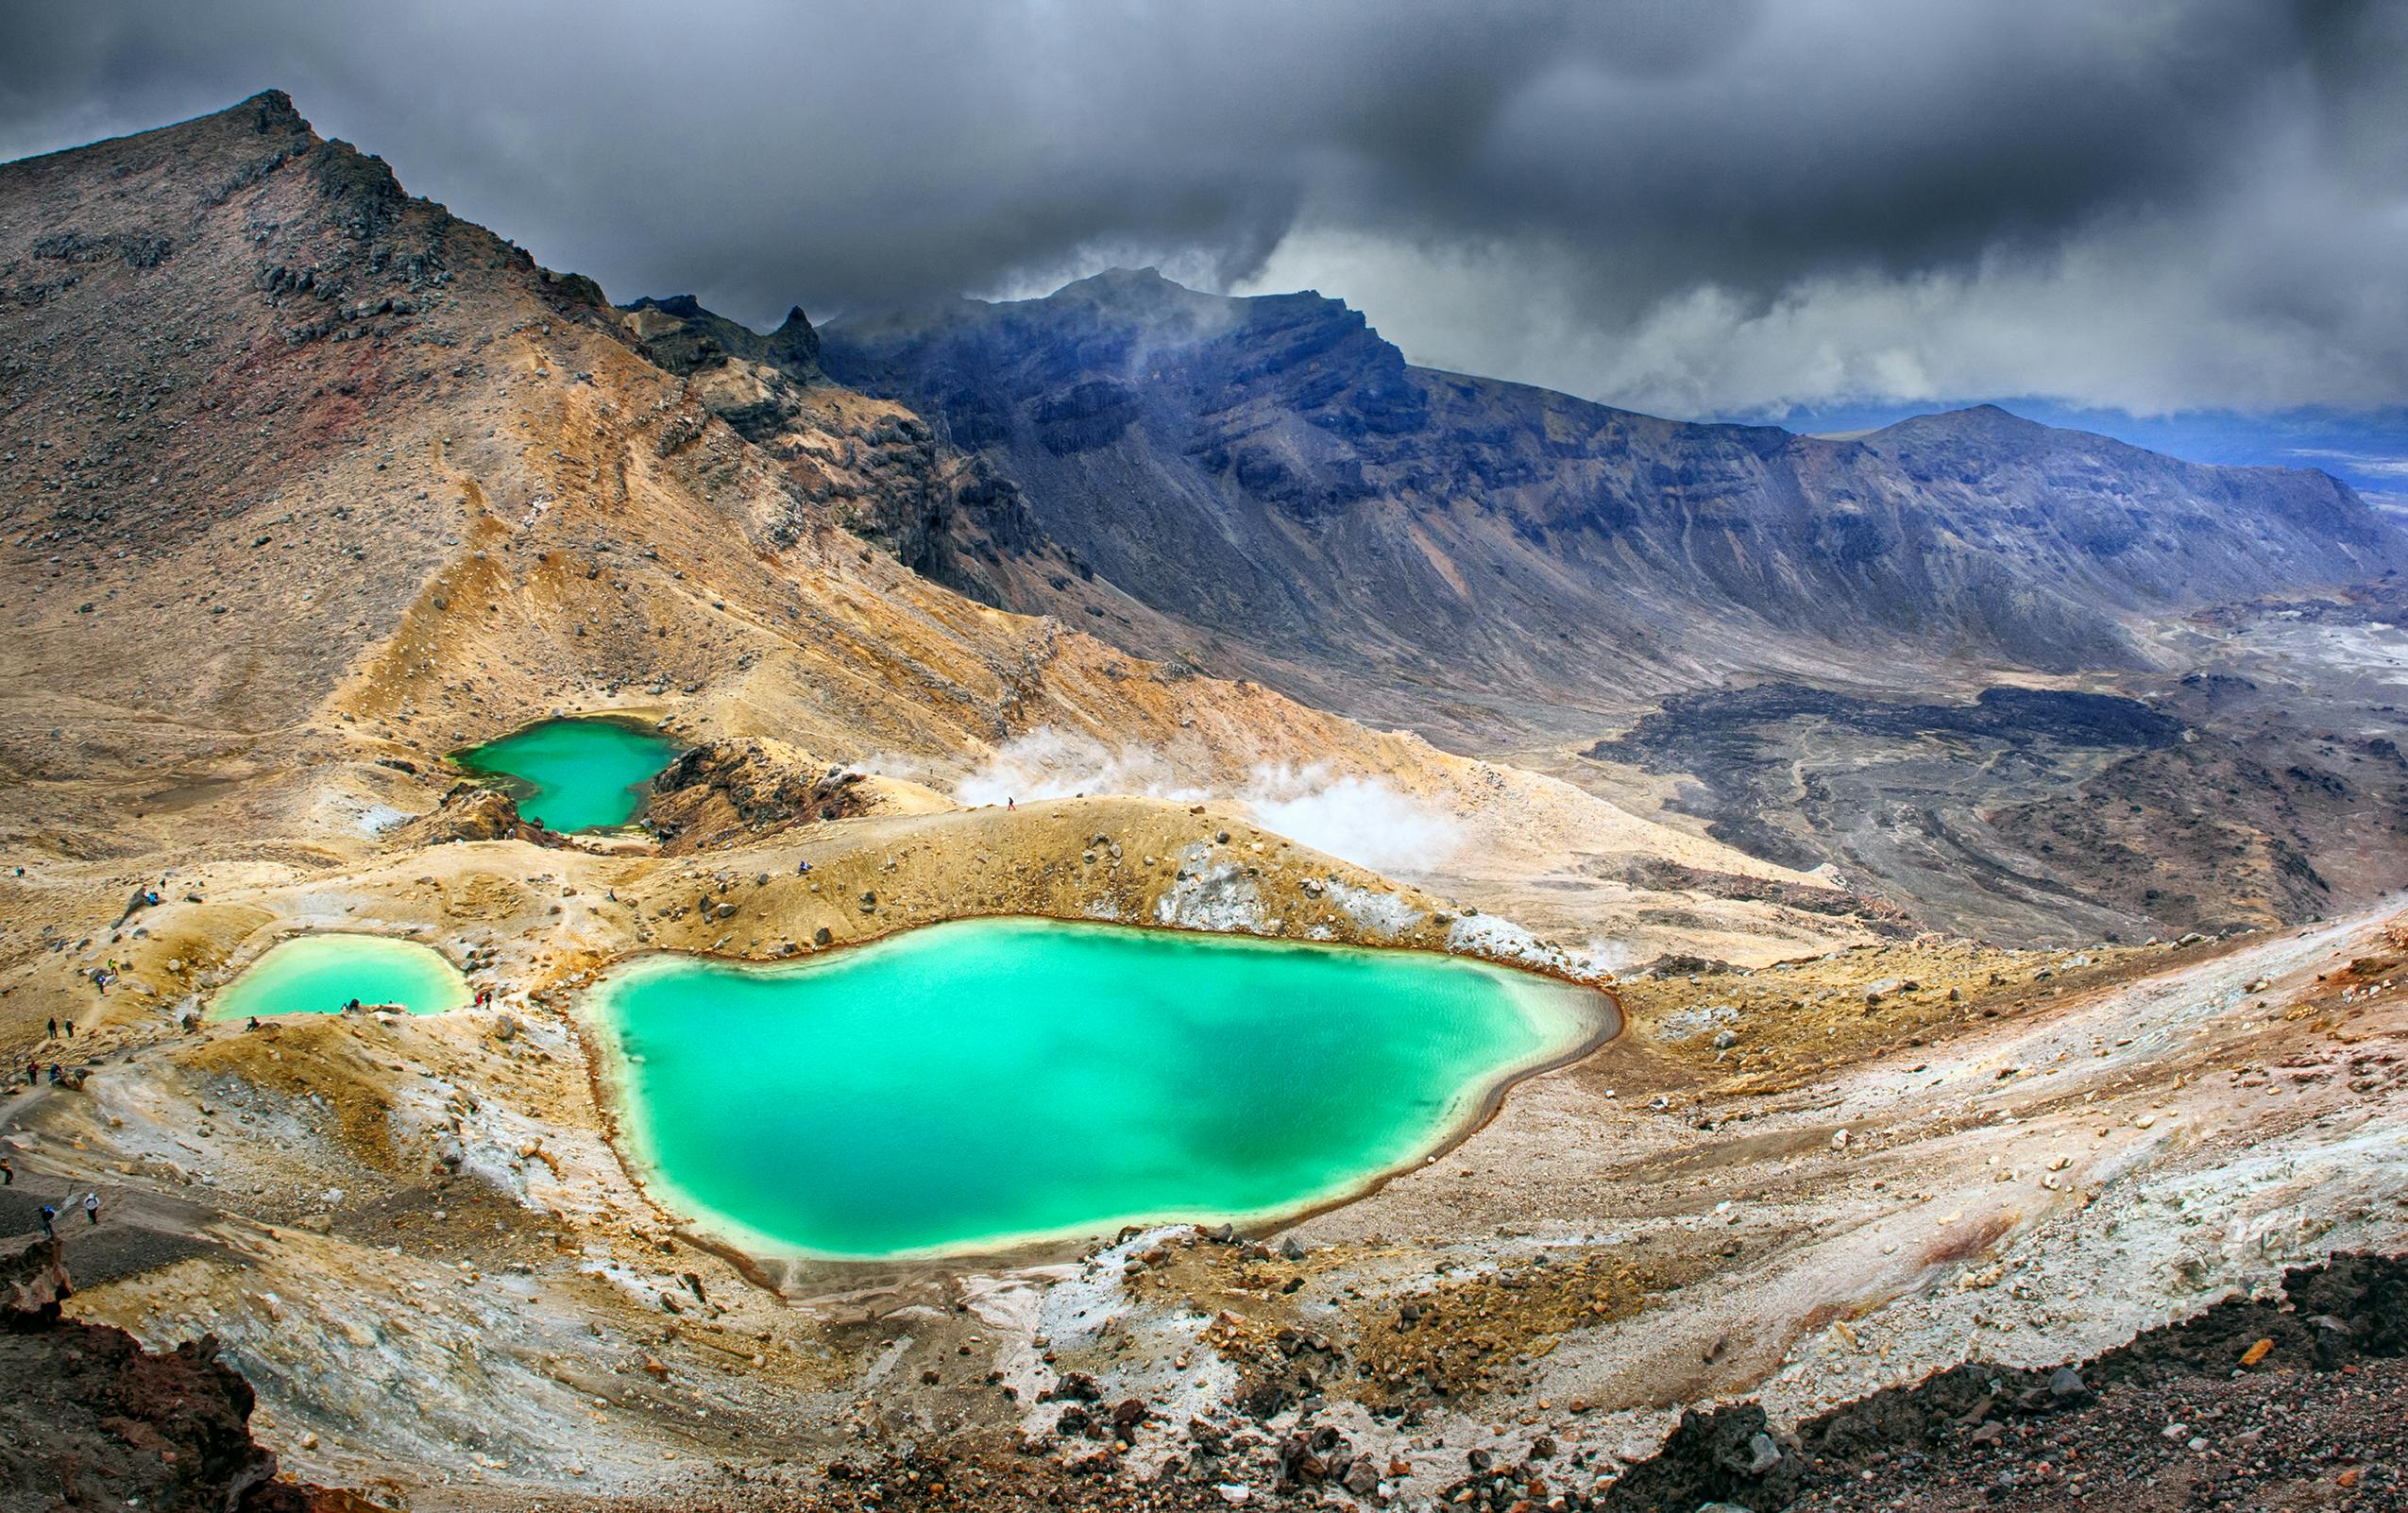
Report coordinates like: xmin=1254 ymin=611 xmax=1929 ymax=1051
xmin=209 ymin=934 xmax=471 ymax=1021
xmin=591 ymin=918 xmax=1604 ymax=1260
xmin=453 ymin=716 xmax=681 ymax=832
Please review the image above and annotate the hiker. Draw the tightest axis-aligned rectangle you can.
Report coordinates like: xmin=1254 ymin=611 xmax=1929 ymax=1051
xmin=246 ymin=1017 xmax=260 ymax=1032
xmin=45 ymin=1017 xmax=56 ymax=1039
xmin=37 ymin=1204 xmax=56 ymax=1238
xmin=0 ymin=1157 xmax=13 ymax=1185
xmin=1007 ymin=796 xmax=1015 ymax=811
xmin=46 ymin=1063 xmax=60 ymax=1085
xmin=82 ymin=1192 xmax=98 ymax=1227
xmin=62 ymin=1019 xmax=74 ymax=1037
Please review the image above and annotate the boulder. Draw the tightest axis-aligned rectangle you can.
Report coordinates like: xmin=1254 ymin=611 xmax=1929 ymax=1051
xmin=0 ymin=1236 xmax=72 ymax=1321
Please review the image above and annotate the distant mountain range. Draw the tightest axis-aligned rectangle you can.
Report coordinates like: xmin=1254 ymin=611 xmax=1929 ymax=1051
xmin=1736 ymin=400 xmax=2408 ymax=510
xmin=788 ymin=268 xmax=2404 ymax=738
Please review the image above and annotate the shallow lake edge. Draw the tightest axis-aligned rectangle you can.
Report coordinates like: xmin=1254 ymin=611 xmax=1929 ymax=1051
xmin=569 ymin=911 xmax=1624 ymax=1282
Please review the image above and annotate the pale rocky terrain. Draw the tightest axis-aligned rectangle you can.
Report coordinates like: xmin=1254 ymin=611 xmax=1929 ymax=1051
xmin=0 ymin=94 xmax=2400 ymax=1512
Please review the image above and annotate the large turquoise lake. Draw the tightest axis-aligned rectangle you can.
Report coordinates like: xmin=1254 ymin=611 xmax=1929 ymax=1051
xmin=453 ymin=716 xmax=681 ymax=832
xmin=590 ymin=918 xmax=1606 ymax=1260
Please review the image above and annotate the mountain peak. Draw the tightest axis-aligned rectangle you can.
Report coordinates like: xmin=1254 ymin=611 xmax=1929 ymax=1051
xmin=1866 ymin=402 xmax=2049 ymax=443
xmin=1046 ymin=265 xmax=1197 ymax=312
xmin=1951 ymin=402 xmax=2040 ymax=427
xmin=1067 ymin=264 xmax=1174 ymax=290
xmin=242 ymin=89 xmax=309 ymax=136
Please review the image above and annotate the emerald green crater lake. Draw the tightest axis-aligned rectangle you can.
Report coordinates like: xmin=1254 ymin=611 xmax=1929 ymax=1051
xmin=590 ymin=918 xmax=1607 ymax=1260
xmin=209 ymin=934 xmax=470 ymax=1021
xmin=453 ymin=716 xmax=681 ymax=832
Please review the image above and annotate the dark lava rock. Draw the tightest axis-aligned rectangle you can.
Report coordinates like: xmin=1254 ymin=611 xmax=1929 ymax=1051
xmin=0 ymin=1236 xmax=335 ymax=1510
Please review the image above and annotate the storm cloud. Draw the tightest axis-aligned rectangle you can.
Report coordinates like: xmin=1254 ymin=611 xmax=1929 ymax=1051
xmin=5 ymin=0 xmax=2401 ymax=417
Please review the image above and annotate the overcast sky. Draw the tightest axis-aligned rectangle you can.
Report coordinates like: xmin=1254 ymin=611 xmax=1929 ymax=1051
xmin=6 ymin=1 xmax=2402 ymax=421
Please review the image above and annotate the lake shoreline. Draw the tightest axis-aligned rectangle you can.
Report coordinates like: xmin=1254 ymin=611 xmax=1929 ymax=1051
xmin=573 ymin=915 xmax=1622 ymax=1278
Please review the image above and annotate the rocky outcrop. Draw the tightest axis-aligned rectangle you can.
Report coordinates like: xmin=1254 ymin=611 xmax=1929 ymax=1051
xmin=618 ymin=291 xmax=823 ymax=380
xmin=0 ymin=1235 xmax=71 ymax=1323
xmin=821 ymin=269 xmax=2408 ymax=740
xmin=1577 ymin=1251 xmax=2408 ymax=1512
xmin=641 ymin=737 xmax=951 ymax=853
xmin=384 ymin=782 xmax=554 ymax=848
xmin=0 ymin=1236 xmax=333 ymax=1510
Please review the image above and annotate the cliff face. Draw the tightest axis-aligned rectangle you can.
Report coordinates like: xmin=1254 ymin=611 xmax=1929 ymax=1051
xmin=822 ymin=269 xmax=2408 ymax=737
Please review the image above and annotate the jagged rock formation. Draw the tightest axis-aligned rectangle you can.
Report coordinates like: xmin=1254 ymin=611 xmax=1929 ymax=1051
xmin=822 ymin=268 xmax=2408 ymax=740
xmin=619 ymin=293 xmax=1060 ymax=591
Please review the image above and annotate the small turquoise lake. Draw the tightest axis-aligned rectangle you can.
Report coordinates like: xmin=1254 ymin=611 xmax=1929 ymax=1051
xmin=590 ymin=918 xmax=1606 ymax=1260
xmin=210 ymin=934 xmax=470 ymax=1021
xmin=453 ymin=716 xmax=681 ymax=833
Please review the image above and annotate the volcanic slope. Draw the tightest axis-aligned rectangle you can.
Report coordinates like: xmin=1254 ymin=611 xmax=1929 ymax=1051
xmin=0 ymin=94 xmax=1865 ymax=982
xmin=819 ymin=268 xmax=2408 ymax=743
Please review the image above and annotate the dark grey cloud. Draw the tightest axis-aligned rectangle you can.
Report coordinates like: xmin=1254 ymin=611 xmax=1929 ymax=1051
xmin=3 ymin=1 xmax=2401 ymax=416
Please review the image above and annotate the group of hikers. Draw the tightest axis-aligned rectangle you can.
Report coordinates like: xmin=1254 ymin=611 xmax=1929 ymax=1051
xmin=25 ymin=1015 xmax=79 ymax=1089
xmin=32 ymin=1190 xmax=101 ymax=1238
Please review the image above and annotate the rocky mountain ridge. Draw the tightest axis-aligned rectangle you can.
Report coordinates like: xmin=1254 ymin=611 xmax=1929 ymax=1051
xmin=0 ymin=95 xmax=1417 ymax=839
xmin=820 ymin=267 xmax=2407 ymax=739
xmin=0 ymin=88 xmax=1844 ymax=966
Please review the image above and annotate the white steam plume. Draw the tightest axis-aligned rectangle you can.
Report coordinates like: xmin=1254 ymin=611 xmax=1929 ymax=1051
xmin=1236 ymin=764 xmax=1461 ymax=876
xmin=933 ymin=729 xmax=1462 ymax=875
